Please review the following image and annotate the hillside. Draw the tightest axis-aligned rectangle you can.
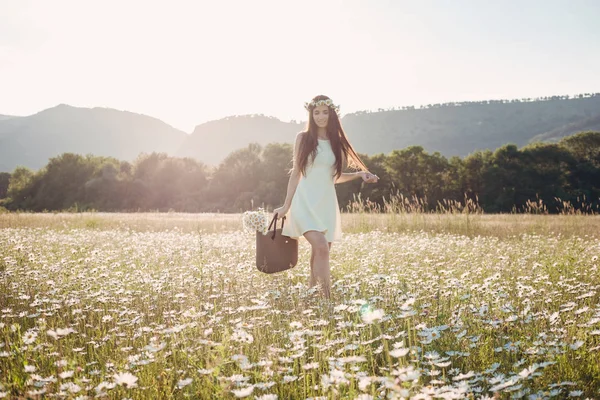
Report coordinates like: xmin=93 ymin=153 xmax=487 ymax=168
xmin=0 ymin=114 xmax=20 ymax=121
xmin=1 ymin=94 xmax=600 ymax=172
xmin=177 ymin=94 xmax=600 ymax=164
xmin=339 ymin=95 xmax=600 ymax=157
xmin=0 ymin=105 xmax=186 ymax=171
xmin=177 ymin=115 xmax=303 ymax=166
xmin=530 ymin=112 xmax=600 ymax=143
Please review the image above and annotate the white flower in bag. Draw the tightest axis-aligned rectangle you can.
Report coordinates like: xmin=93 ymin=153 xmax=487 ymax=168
xmin=242 ymin=209 xmax=270 ymax=235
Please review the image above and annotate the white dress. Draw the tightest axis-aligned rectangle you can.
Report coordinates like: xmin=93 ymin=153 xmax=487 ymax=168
xmin=282 ymin=139 xmax=342 ymax=242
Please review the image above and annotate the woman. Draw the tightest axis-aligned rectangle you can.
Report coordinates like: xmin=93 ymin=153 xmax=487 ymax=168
xmin=273 ymin=95 xmax=379 ymax=299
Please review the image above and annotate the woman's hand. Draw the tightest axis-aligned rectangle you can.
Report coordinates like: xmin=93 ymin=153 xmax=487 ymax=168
xmin=273 ymin=205 xmax=290 ymax=219
xmin=360 ymin=171 xmax=379 ymax=183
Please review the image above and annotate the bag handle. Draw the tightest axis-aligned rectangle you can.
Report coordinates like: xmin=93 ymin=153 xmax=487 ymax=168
xmin=268 ymin=213 xmax=286 ymax=240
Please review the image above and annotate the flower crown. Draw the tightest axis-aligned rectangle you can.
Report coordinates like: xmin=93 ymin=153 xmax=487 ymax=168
xmin=304 ymin=98 xmax=340 ymax=114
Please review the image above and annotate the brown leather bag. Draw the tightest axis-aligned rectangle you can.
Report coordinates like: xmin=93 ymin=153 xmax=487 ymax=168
xmin=256 ymin=213 xmax=298 ymax=274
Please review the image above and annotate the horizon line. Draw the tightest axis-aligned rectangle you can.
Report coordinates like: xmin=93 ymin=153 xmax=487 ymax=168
xmin=2 ymin=90 xmax=599 ymax=133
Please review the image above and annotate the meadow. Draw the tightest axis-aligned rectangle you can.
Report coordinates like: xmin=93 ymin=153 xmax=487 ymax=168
xmin=1 ymin=211 xmax=599 ymax=399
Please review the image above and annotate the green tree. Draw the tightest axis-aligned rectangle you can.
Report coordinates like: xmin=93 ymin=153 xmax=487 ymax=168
xmin=461 ymin=150 xmax=493 ymax=202
xmin=558 ymin=131 xmax=600 ymax=208
xmin=31 ymin=153 xmax=118 ymax=211
xmin=519 ymin=143 xmax=574 ymax=210
xmin=208 ymin=143 xmax=262 ymax=212
xmin=482 ymin=144 xmax=524 ymax=212
xmin=127 ymin=153 xmax=209 ymax=211
xmin=5 ymin=167 xmax=40 ymax=210
xmin=384 ymin=146 xmax=449 ymax=210
xmin=254 ymin=143 xmax=294 ymax=209
xmin=0 ymin=172 xmax=10 ymax=199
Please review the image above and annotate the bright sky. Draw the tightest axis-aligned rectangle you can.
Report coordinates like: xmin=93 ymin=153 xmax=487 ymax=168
xmin=1 ymin=0 xmax=600 ymax=132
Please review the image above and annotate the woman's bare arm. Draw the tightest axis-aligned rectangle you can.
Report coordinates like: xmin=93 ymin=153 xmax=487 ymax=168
xmin=282 ymin=133 xmax=304 ymax=207
xmin=335 ymin=172 xmax=364 ymax=184
xmin=335 ymin=151 xmax=366 ymax=184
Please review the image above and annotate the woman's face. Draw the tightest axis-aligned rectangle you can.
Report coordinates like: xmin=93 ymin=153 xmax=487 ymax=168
xmin=312 ymin=104 xmax=329 ymax=128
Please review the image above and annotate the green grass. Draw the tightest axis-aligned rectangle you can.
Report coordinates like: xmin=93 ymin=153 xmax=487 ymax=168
xmin=1 ymin=211 xmax=600 ymax=239
xmin=0 ymin=213 xmax=599 ymax=399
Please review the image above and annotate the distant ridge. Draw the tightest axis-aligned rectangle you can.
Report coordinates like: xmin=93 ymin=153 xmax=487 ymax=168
xmin=0 ymin=104 xmax=186 ymax=171
xmin=1 ymin=93 xmax=599 ymax=172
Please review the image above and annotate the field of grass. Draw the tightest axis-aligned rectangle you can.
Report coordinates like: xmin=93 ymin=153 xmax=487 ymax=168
xmin=1 ymin=212 xmax=599 ymax=399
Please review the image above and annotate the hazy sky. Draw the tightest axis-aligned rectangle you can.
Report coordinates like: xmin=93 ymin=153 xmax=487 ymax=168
xmin=1 ymin=0 xmax=599 ymax=132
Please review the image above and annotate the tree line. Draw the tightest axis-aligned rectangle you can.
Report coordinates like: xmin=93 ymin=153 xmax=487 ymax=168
xmin=352 ymin=92 xmax=600 ymax=113
xmin=1 ymin=131 xmax=599 ymax=214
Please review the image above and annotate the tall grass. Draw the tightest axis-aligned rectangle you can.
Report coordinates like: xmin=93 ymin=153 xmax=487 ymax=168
xmin=2 ymin=191 xmax=600 ymax=239
xmin=1 ymin=213 xmax=599 ymax=398
xmin=343 ymin=192 xmax=600 ymax=239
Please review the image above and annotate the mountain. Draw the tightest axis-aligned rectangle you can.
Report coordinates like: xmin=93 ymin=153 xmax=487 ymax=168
xmin=1 ymin=94 xmax=600 ymax=172
xmin=0 ymin=104 xmax=186 ymax=171
xmin=176 ymin=115 xmax=303 ymax=166
xmin=177 ymin=94 xmax=600 ymax=165
xmin=530 ymin=111 xmax=600 ymax=143
xmin=0 ymin=114 xmax=20 ymax=121
xmin=338 ymin=95 xmax=600 ymax=158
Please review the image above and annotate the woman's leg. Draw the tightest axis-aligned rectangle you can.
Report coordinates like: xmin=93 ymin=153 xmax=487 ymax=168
xmin=309 ymin=241 xmax=331 ymax=288
xmin=304 ymin=231 xmax=332 ymax=298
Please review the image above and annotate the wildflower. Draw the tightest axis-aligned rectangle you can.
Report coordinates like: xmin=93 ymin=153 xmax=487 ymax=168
xmin=394 ymin=365 xmax=421 ymax=382
xmin=228 ymin=374 xmax=250 ymax=384
xmin=47 ymin=327 xmax=75 ymax=339
xmin=489 ymin=378 xmax=520 ymax=392
xmin=254 ymin=382 xmax=276 ymax=390
xmin=95 ymin=381 xmax=117 ymax=394
xmin=358 ymin=377 xmax=372 ymax=391
xmin=177 ymin=378 xmax=193 ymax=388
xmin=198 ymin=368 xmax=214 ymax=375
xmin=303 ymin=362 xmax=319 ymax=370
xmin=59 ymin=382 xmax=81 ymax=393
xmin=433 ymin=361 xmax=451 ymax=368
xmin=452 ymin=371 xmax=475 ymax=381
xmin=361 ymin=308 xmax=384 ymax=324
xmin=113 ymin=372 xmax=138 ymax=388
xmin=569 ymin=340 xmax=584 ymax=350
xmin=22 ymin=330 xmax=38 ymax=345
xmin=59 ymin=370 xmax=74 ymax=379
xmin=334 ymin=304 xmax=349 ymax=312
xmin=389 ymin=348 xmax=409 ymax=358
xmin=143 ymin=342 xmax=166 ymax=353
xmin=231 ymin=385 xmax=254 ymax=398
xmin=232 ymin=329 xmax=254 ymax=344
xmin=339 ymin=355 xmax=367 ymax=363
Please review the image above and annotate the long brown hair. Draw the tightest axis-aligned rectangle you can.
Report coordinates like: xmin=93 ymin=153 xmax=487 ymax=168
xmin=293 ymin=95 xmax=368 ymax=180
